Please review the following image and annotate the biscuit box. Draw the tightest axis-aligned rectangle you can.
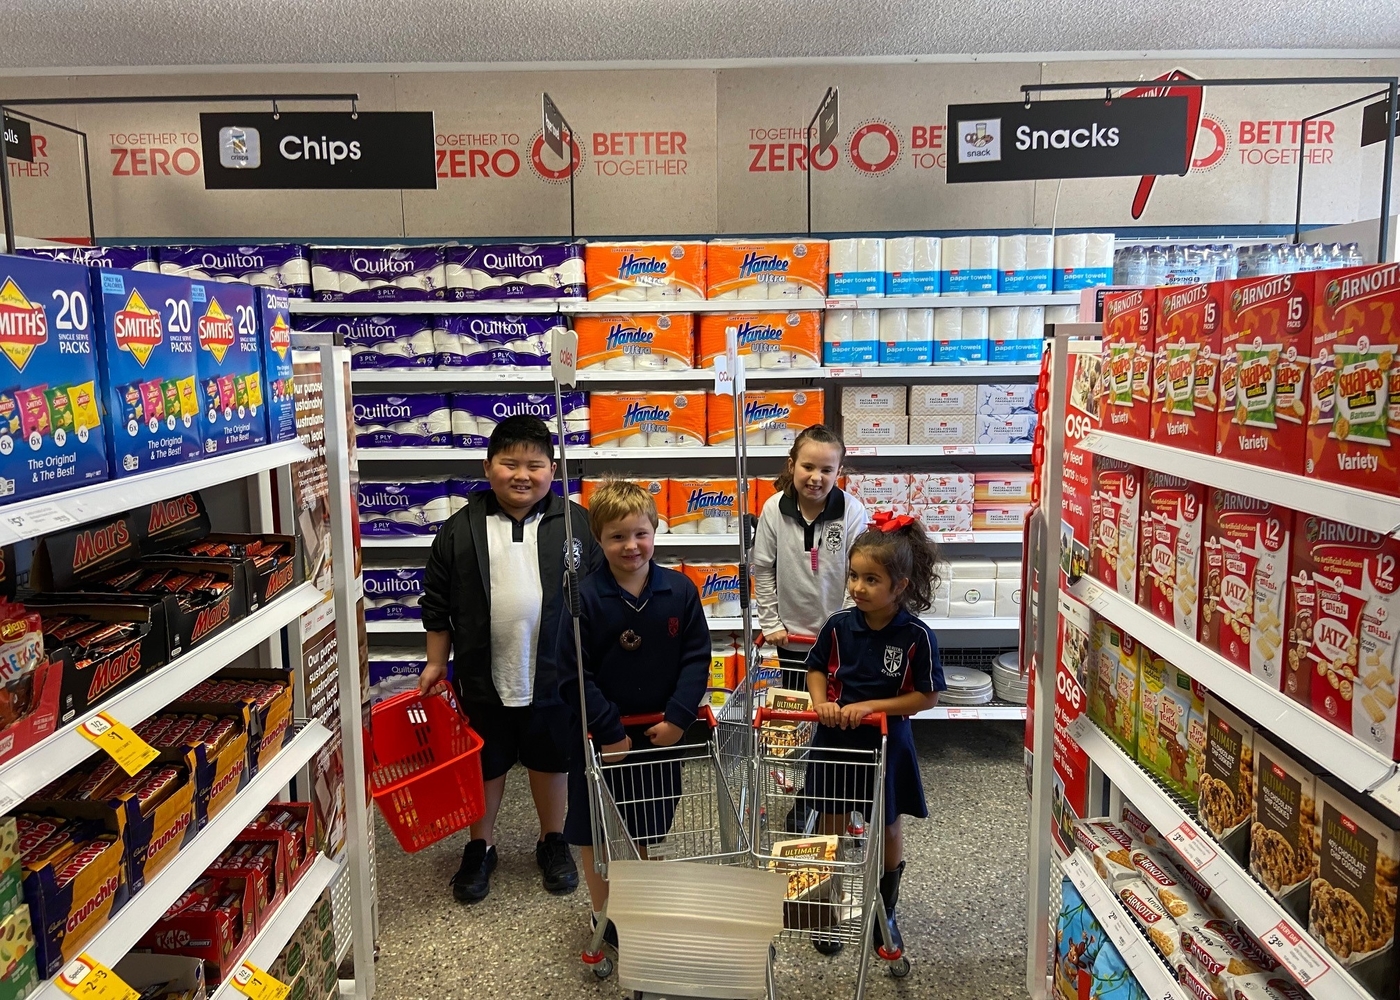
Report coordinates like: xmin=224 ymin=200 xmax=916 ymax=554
xmin=1089 ymin=617 xmax=1140 ymax=756
xmin=589 ymin=391 xmax=707 ymax=448
xmin=708 ymin=389 xmax=825 ymax=447
xmin=92 ymin=267 xmax=203 ymax=476
xmin=1307 ymin=265 xmax=1400 ymax=495
xmin=193 ymin=280 xmax=268 ymax=456
xmin=1311 ymin=778 xmax=1400 ymax=999
xmin=256 ymin=288 xmax=297 ymax=444
xmin=1137 ymin=652 xmax=1207 ymax=802
xmin=1288 ymin=515 xmax=1400 ymax=757
xmin=1198 ymin=491 xmax=1292 ymax=689
xmin=1101 ymin=288 xmax=1158 ymax=440
xmin=0 ymin=905 xmax=38 ymax=1000
xmin=1218 ymin=274 xmax=1312 ymax=472
xmin=1251 ymin=732 xmax=1319 ymax=924
xmin=1197 ymin=693 xmax=1255 ymax=865
xmin=574 ymin=313 xmax=695 ymax=371
xmin=0 ymin=253 xmax=109 ymax=502
xmin=1139 ymin=472 xmax=1205 ymax=638
xmin=1152 ymin=283 xmax=1224 ymax=454
xmin=1091 ymin=457 xmax=1142 ymax=601
xmin=696 ymin=312 xmax=822 ymax=369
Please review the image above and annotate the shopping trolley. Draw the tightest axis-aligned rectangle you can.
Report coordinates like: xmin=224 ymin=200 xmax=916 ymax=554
xmin=753 ymin=707 xmax=911 ymax=996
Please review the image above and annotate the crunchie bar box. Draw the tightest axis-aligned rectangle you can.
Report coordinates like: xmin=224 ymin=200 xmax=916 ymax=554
xmin=193 ymin=280 xmax=268 ymax=456
xmin=0 ymin=253 xmax=109 ymax=503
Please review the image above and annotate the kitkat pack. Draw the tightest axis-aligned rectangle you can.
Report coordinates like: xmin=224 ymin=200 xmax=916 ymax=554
xmin=93 ymin=268 xmax=202 ymax=475
xmin=193 ymin=280 xmax=268 ymax=455
xmin=0 ymin=253 xmax=108 ymax=502
xmin=257 ymin=288 xmax=296 ymax=443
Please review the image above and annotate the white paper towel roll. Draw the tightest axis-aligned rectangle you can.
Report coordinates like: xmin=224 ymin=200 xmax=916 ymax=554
xmin=943 ymin=237 xmax=970 ymax=270
xmin=1045 ymin=306 xmax=1081 ymax=325
xmin=767 ymin=427 xmax=797 ymax=446
xmin=1026 ymin=235 xmax=1054 ymax=270
xmin=1085 ymin=233 xmax=1116 ymax=268
xmin=886 ymin=237 xmax=916 ymax=279
xmin=739 ymin=283 xmax=769 ymax=300
xmin=647 ymin=283 xmax=681 ymax=301
xmin=969 ymin=236 xmax=998 ymax=271
xmin=1018 ymin=306 xmax=1046 ymax=338
xmin=615 ymin=286 xmax=647 ymax=301
xmin=830 ymin=239 xmax=859 ymax=275
xmin=880 ymin=309 xmax=908 ymax=343
xmin=963 ymin=307 xmax=990 ymax=340
xmin=907 ymin=308 xmax=934 ymax=342
xmin=990 ymin=307 xmax=1019 ymax=341
xmin=824 ymin=310 xmax=854 ymax=342
xmin=915 ymin=237 xmax=941 ymax=273
xmin=605 ymin=355 xmax=636 ymax=372
xmin=853 ymin=310 xmax=880 ymax=342
xmin=998 ymin=235 xmax=1027 ymax=271
xmin=769 ymin=280 xmax=805 ymax=300
xmin=1055 ymin=234 xmax=1088 ymax=269
xmin=934 ymin=308 xmax=962 ymax=340
xmin=857 ymin=238 xmax=885 ymax=274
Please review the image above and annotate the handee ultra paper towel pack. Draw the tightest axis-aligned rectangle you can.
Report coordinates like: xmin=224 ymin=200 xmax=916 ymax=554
xmin=451 ymin=391 xmax=589 ymax=448
xmin=589 ymin=391 xmax=707 ymax=448
xmin=585 ymin=241 xmax=707 ymax=301
xmin=159 ymin=244 xmax=311 ymax=298
xmin=695 ymin=312 xmax=821 ymax=370
xmin=573 ymin=314 xmax=694 ymax=371
xmin=707 ymin=239 xmax=828 ymax=301
xmin=311 ymin=245 xmax=447 ymax=301
xmin=295 ymin=314 xmax=437 ymax=370
xmin=433 ymin=314 xmax=557 ymax=369
xmin=445 ymin=242 xmax=585 ymax=302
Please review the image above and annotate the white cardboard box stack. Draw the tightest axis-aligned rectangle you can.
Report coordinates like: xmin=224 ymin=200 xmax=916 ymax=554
xmin=928 ymin=557 xmax=1022 ymax=618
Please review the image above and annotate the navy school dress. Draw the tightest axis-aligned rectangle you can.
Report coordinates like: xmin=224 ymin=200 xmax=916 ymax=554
xmin=801 ymin=606 xmax=946 ymax=827
xmin=558 ymin=562 xmax=712 ymax=848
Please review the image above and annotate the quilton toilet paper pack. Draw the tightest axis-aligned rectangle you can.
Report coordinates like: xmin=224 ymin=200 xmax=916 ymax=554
xmin=445 ymin=242 xmax=585 ymax=301
xmin=353 ymin=393 xmax=452 ymax=448
xmin=311 ymin=246 xmax=446 ymax=302
xmin=159 ymin=244 xmax=311 ymax=298
xmin=295 ymin=314 xmax=437 ymax=370
xmin=433 ymin=314 xmax=557 ymax=369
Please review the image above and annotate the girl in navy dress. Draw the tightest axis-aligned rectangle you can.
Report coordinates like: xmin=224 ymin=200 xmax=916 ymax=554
xmin=804 ymin=512 xmax=945 ymax=954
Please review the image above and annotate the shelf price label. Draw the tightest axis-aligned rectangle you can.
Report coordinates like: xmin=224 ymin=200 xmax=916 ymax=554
xmin=845 ymin=446 xmax=876 ymax=456
xmin=1165 ymin=822 xmax=1218 ymax=872
xmin=826 ymin=297 xmax=858 ymax=310
xmin=57 ymin=955 xmax=139 ymax=1000
xmin=0 ymin=780 xmax=20 ymax=816
xmin=1259 ymin=920 xmax=1330 ymax=986
xmin=1099 ymin=907 xmax=1138 ymax=954
xmin=942 ymin=445 xmax=976 ymax=455
xmin=829 ymin=367 xmax=865 ymax=378
xmin=78 ymin=712 xmax=159 ymax=776
xmin=946 ymin=708 xmax=981 ymax=720
xmin=1 ymin=502 xmax=78 ymax=539
xmin=232 ymin=962 xmax=291 ymax=1000
xmin=1080 ymin=583 xmax=1112 ymax=614
xmin=937 ymin=532 xmax=976 ymax=544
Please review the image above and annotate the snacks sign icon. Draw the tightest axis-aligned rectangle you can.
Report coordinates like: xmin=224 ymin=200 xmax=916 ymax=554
xmin=958 ymin=120 xmax=1001 ymax=163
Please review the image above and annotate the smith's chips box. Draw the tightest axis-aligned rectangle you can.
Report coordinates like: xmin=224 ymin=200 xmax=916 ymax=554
xmin=193 ymin=281 xmax=267 ymax=455
xmin=1101 ymin=288 xmax=1157 ymax=440
xmin=1307 ymin=264 xmax=1400 ymax=496
xmin=0 ymin=254 xmax=108 ymax=502
xmin=1217 ymin=273 xmax=1312 ymax=472
xmin=1151 ymin=282 xmax=1223 ymax=454
xmin=93 ymin=268 xmax=202 ymax=475
xmin=257 ymin=287 xmax=297 ymax=443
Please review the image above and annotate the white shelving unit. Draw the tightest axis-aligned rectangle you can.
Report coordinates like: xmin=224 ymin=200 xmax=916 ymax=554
xmin=31 ymin=723 xmax=332 ymax=1000
xmin=1060 ymin=852 xmax=1180 ymax=1000
xmin=356 ymin=443 xmax=1031 ymax=462
xmin=368 ymin=614 xmax=1021 ymax=635
xmin=824 ymin=292 xmax=1081 ymax=310
xmin=360 ymin=530 xmax=1024 ymax=549
xmin=348 ymin=363 xmax=1042 ymax=385
xmin=289 ymin=294 xmax=1079 ymax=316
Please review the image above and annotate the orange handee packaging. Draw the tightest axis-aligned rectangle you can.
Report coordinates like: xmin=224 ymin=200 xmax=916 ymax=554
xmin=574 ymin=313 xmax=695 ymax=371
xmin=580 ymin=477 xmax=671 ymax=532
xmin=680 ymin=561 xmax=747 ymax=618
xmin=669 ymin=477 xmax=768 ymax=535
xmin=750 ymin=475 xmax=778 ymax=515
xmin=706 ymin=239 xmax=829 ymax=300
xmin=707 ymin=389 xmax=826 ymax=446
xmin=1306 ymin=265 xmax=1400 ymax=496
xmin=695 ymin=312 xmax=822 ymax=369
xmin=589 ymin=391 xmax=707 ymax=447
xmin=1151 ymin=282 xmax=1224 ymax=454
xmin=583 ymin=241 xmax=707 ymax=301
xmin=1217 ymin=274 xmax=1312 ymax=472
xmin=1102 ymin=288 xmax=1157 ymax=439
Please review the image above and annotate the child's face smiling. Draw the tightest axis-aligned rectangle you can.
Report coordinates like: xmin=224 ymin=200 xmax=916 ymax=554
xmin=790 ymin=441 xmax=842 ymax=506
xmin=484 ymin=443 xmax=555 ymax=516
xmin=600 ymin=512 xmax=655 ymax=575
xmin=847 ymin=551 xmax=907 ymax=616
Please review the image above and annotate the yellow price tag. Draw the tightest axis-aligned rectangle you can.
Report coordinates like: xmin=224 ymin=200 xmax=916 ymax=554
xmin=231 ymin=961 xmax=291 ymax=1000
xmin=56 ymin=955 xmax=139 ymax=1000
xmin=78 ymin=712 xmax=159 ymax=776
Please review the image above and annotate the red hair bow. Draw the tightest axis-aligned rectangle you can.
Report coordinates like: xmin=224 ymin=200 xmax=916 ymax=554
xmin=871 ymin=511 xmax=917 ymax=533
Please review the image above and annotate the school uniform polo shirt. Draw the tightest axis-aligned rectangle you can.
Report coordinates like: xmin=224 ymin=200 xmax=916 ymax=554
xmin=805 ymin=607 xmax=946 ymax=706
xmin=486 ymin=493 xmax=547 ymax=707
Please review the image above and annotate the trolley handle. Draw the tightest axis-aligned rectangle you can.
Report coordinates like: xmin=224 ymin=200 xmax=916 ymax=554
xmin=755 ymin=706 xmax=888 ymax=735
xmin=754 ymin=632 xmax=817 ymax=648
xmin=597 ymin=704 xmax=718 ymax=736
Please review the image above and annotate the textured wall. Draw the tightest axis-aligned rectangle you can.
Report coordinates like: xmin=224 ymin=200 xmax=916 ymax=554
xmin=2 ymin=0 xmax=1400 ymax=71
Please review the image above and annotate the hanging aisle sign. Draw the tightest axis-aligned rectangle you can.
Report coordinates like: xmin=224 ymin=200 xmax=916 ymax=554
xmin=945 ymin=97 xmax=1190 ymax=183
xmin=2 ymin=116 xmax=33 ymax=163
xmin=199 ymin=111 xmax=437 ymax=189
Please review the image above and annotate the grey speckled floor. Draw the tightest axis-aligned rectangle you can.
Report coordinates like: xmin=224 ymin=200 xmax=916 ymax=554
xmin=370 ymin=722 xmax=1029 ymax=999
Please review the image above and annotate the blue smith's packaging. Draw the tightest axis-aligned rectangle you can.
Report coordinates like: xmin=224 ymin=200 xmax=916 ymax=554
xmin=93 ymin=268 xmax=203 ymax=476
xmin=0 ymin=253 xmax=108 ymax=502
xmin=193 ymin=280 xmax=268 ymax=455
xmin=257 ymin=288 xmax=297 ymax=444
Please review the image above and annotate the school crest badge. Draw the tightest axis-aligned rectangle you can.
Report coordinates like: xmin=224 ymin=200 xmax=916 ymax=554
xmin=883 ymin=645 xmax=904 ymax=676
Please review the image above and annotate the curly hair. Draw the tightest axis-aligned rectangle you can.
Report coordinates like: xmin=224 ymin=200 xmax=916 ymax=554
xmin=848 ymin=519 xmax=942 ymax=613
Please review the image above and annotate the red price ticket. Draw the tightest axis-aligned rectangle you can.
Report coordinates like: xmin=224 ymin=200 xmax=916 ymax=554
xmin=1259 ymin=920 xmax=1330 ymax=986
xmin=1166 ymin=822 xmax=1218 ymax=872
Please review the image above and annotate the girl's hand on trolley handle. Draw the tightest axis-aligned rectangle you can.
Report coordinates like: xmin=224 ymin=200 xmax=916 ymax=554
xmin=645 ymin=721 xmax=685 ymax=747
xmin=839 ymin=702 xmax=875 ymax=729
xmin=600 ymin=736 xmax=632 ymax=763
xmin=814 ymin=700 xmax=844 ymax=728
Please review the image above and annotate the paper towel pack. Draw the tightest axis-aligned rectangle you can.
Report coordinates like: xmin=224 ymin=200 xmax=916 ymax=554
xmin=996 ymin=234 xmax=1053 ymax=294
xmin=159 ymin=244 xmax=312 ymax=298
xmin=353 ymin=394 xmax=452 ymax=448
xmin=709 ymin=389 xmax=824 ymax=446
xmin=590 ymin=391 xmax=707 ymax=448
xmin=1054 ymin=232 xmax=1115 ymax=290
xmin=434 ymin=314 xmax=557 ymax=369
xmin=991 ymin=306 xmax=1045 ymax=363
xmin=708 ymin=239 xmax=828 ymax=300
xmin=575 ymin=313 xmax=695 ymax=371
xmin=358 ymin=479 xmax=454 ymax=535
xmin=445 ymin=242 xmax=585 ymax=301
xmin=697 ymin=312 xmax=821 ymax=369
xmin=451 ymin=391 xmax=590 ymax=448
xmin=822 ymin=309 xmax=877 ymax=366
xmin=885 ymin=237 xmax=940 ymax=296
xmin=828 ymin=238 xmax=885 ymax=297
xmin=311 ymin=246 xmax=446 ymax=302
xmin=942 ymin=235 xmax=998 ymax=294
xmin=20 ymin=245 xmax=160 ymax=272
xmin=934 ymin=307 xmax=988 ymax=365
xmin=585 ymin=241 xmax=706 ymax=301
xmin=295 ymin=314 xmax=436 ymax=370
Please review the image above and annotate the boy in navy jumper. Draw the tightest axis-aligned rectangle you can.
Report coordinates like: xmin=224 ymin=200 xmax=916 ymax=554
xmin=558 ymin=479 xmax=711 ymax=943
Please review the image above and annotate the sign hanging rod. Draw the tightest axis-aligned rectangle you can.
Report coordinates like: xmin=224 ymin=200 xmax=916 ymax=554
xmin=1021 ymin=76 xmax=1399 ymax=96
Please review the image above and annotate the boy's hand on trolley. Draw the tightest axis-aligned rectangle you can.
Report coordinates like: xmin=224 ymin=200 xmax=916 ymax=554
xmin=600 ymin=736 xmax=632 ymax=763
xmin=814 ymin=701 xmax=843 ymax=727
xmin=417 ymin=662 xmax=449 ymax=696
xmin=645 ymin=721 xmax=685 ymax=747
xmin=839 ymin=703 xmax=874 ymax=729
xmin=764 ymin=628 xmax=788 ymax=647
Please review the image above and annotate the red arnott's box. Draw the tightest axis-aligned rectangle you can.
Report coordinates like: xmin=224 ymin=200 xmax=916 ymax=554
xmin=1152 ymin=283 xmax=1223 ymax=454
xmin=1217 ymin=274 xmax=1312 ymax=472
xmin=1101 ymin=288 xmax=1157 ymax=439
xmin=1306 ymin=265 xmax=1400 ymax=495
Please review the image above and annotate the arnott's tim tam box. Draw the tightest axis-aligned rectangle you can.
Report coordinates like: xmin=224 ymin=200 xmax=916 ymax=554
xmin=92 ymin=268 xmax=203 ymax=476
xmin=193 ymin=281 xmax=267 ymax=456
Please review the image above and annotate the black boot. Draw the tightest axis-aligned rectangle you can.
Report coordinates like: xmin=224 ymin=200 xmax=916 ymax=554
xmin=875 ymin=862 xmax=905 ymax=954
xmin=451 ymin=839 xmax=496 ymax=904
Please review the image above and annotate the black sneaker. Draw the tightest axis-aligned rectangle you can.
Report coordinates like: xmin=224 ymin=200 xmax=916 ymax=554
xmin=536 ymin=832 xmax=579 ymax=894
xmin=591 ymin=913 xmax=620 ymax=949
xmin=451 ymin=839 xmax=496 ymax=904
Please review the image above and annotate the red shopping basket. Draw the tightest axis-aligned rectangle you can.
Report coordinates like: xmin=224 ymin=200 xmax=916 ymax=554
xmin=365 ymin=688 xmax=486 ymax=853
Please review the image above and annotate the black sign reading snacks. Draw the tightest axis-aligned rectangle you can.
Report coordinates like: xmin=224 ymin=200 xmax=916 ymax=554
xmin=200 ymin=111 xmax=436 ymax=189
xmin=945 ymin=98 xmax=1189 ymax=183
xmin=3 ymin=117 xmax=33 ymax=163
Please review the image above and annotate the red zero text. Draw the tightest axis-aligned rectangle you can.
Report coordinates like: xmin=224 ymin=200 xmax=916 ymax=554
xmin=747 ymin=143 xmax=837 ymax=172
xmin=111 ymin=146 xmax=201 ymax=177
xmin=435 ymin=133 xmax=522 ymax=180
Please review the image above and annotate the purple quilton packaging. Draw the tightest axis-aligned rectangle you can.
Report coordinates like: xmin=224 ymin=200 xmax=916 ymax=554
xmin=434 ymin=314 xmax=555 ymax=369
xmin=353 ymin=393 xmax=451 ymax=448
xmin=357 ymin=479 xmax=454 ymax=535
xmin=158 ymin=244 xmax=312 ymax=298
xmin=297 ymin=314 xmax=436 ymax=370
xmin=19 ymin=245 xmax=158 ymax=272
xmin=363 ymin=567 xmax=425 ymax=621
xmin=310 ymin=246 xmax=446 ymax=302
xmin=443 ymin=242 xmax=585 ymax=301
xmin=450 ymin=391 xmax=589 ymax=448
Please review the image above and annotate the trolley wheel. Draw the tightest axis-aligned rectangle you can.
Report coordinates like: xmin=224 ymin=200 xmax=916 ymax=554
xmin=592 ymin=957 xmax=614 ymax=979
xmin=888 ymin=956 xmax=911 ymax=978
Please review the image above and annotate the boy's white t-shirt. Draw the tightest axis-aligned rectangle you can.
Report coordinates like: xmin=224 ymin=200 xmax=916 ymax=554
xmin=486 ymin=509 xmax=543 ymax=707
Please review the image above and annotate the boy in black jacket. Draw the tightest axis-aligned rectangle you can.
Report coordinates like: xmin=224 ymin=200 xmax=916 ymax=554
xmin=419 ymin=415 xmax=602 ymax=904
xmin=558 ymin=479 xmax=710 ymax=945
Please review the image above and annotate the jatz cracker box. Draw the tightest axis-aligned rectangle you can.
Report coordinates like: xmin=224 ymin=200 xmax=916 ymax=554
xmin=93 ymin=267 xmax=203 ymax=476
xmin=257 ymin=288 xmax=297 ymax=444
xmin=1152 ymin=282 xmax=1224 ymax=454
xmin=1101 ymin=288 xmax=1157 ymax=439
xmin=193 ymin=280 xmax=267 ymax=455
xmin=1091 ymin=457 xmax=1142 ymax=601
xmin=1140 ymin=472 xmax=1205 ymax=638
xmin=1290 ymin=514 xmax=1400 ymax=758
xmin=1198 ymin=491 xmax=1292 ymax=689
xmin=0 ymin=253 xmax=108 ymax=502
xmin=1307 ymin=264 xmax=1400 ymax=495
xmin=1217 ymin=274 xmax=1312 ymax=472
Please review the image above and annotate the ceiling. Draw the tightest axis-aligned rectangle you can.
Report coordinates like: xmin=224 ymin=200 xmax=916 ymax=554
xmin=3 ymin=0 xmax=1400 ymax=72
